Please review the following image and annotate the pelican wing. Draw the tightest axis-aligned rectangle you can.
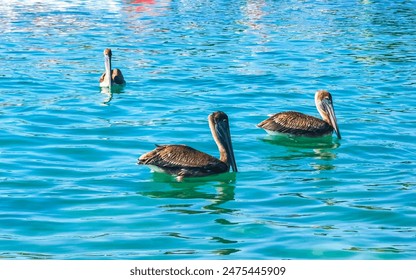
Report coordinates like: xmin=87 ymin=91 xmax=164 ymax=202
xmin=112 ymin=68 xmax=125 ymax=85
xmin=258 ymin=111 xmax=333 ymax=137
xmin=138 ymin=144 xmax=228 ymax=176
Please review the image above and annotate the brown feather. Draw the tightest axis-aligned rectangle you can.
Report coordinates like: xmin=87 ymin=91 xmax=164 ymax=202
xmin=99 ymin=69 xmax=125 ymax=85
xmin=257 ymin=111 xmax=333 ymax=137
xmin=138 ymin=145 xmax=228 ymax=177
xmin=112 ymin=68 xmax=125 ymax=85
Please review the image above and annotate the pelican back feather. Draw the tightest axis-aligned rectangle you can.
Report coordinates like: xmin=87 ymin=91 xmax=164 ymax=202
xmin=112 ymin=68 xmax=125 ymax=85
xmin=258 ymin=111 xmax=333 ymax=137
xmin=138 ymin=144 xmax=228 ymax=177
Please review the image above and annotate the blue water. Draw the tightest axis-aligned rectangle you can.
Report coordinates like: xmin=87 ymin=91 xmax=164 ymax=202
xmin=1 ymin=0 xmax=415 ymax=260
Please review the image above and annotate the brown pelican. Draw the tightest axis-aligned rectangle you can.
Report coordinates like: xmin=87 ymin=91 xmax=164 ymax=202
xmin=257 ymin=90 xmax=341 ymax=139
xmin=138 ymin=111 xmax=238 ymax=179
xmin=99 ymin=48 xmax=126 ymax=91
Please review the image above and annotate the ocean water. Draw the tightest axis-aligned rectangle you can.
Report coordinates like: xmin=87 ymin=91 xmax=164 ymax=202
xmin=0 ymin=0 xmax=415 ymax=260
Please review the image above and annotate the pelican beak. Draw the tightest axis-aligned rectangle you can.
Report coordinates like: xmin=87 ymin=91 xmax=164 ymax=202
xmin=216 ymin=119 xmax=238 ymax=172
xmin=322 ymin=99 xmax=341 ymax=139
xmin=104 ymin=53 xmax=112 ymax=91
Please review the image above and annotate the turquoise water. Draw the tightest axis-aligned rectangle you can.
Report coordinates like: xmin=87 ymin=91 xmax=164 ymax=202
xmin=1 ymin=0 xmax=415 ymax=260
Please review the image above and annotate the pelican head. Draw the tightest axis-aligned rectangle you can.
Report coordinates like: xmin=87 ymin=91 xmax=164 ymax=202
xmin=208 ymin=111 xmax=238 ymax=172
xmin=315 ymin=90 xmax=341 ymax=139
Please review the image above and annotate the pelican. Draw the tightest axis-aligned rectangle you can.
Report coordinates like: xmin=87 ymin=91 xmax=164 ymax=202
xmin=138 ymin=111 xmax=238 ymax=179
xmin=257 ymin=90 xmax=341 ymax=139
xmin=99 ymin=48 xmax=126 ymax=91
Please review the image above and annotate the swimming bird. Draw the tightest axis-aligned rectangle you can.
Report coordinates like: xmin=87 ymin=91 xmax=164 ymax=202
xmin=99 ymin=48 xmax=126 ymax=91
xmin=138 ymin=111 xmax=238 ymax=179
xmin=257 ymin=90 xmax=341 ymax=139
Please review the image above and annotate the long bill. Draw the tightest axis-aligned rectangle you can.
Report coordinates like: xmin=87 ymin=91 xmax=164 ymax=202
xmin=104 ymin=53 xmax=112 ymax=92
xmin=215 ymin=119 xmax=238 ymax=172
xmin=321 ymin=99 xmax=341 ymax=139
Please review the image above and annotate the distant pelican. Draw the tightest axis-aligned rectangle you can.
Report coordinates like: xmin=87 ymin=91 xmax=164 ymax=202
xmin=257 ymin=90 xmax=341 ymax=139
xmin=138 ymin=111 xmax=238 ymax=179
xmin=99 ymin=48 xmax=126 ymax=91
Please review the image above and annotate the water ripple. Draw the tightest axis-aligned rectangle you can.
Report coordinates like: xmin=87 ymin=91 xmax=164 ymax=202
xmin=1 ymin=0 xmax=415 ymax=259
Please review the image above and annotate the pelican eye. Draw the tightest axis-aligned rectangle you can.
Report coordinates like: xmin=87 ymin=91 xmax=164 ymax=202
xmin=215 ymin=117 xmax=227 ymax=124
xmin=324 ymin=97 xmax=332 ymax=103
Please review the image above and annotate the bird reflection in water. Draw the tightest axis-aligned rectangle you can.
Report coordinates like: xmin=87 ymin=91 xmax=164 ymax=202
xmin=140 ymin=172 xmax=237 ymax=215
xmin=139 ymin=174 xmax=240 ymax=255
xmin=261 ymin=136 xmax=340 ymax=173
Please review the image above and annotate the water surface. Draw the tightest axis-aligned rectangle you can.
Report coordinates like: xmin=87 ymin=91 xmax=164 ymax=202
xmin=0 ymin=0 xmax=415 ymax=259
